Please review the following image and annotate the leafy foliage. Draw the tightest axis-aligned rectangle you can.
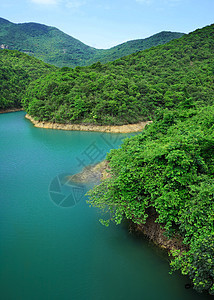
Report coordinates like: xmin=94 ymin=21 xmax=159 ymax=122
xmin=0 ymin=49 xmax=56 ymax=109
xmin=23 ymin=24 xmax=214 ymax=125
xmin=84 ymin=31 xmax=184 ymax=65
xmin=88 ymin=106 xmax=214 ymax=294
xmin=1 ymin=20 xmax=214 ymax=294
xmin=0 ymin=17 xmax=184 ymax=67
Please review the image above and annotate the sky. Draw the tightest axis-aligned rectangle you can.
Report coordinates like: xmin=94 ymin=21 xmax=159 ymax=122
xmin=0 ymin=0 xmax=213 ymax=49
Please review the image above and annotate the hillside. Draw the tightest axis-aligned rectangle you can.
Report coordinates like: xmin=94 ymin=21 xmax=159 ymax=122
xmin=3 ymin=21 xmax=214 ymax=295
xmin=0 ymin=17 xmax=184 ymax=67
xmin=23 ymin=24 xmax=214 ymax=125
xmin=84 ymin=24 xmax=214 ymax=295
xmin=0 ymin=49 xmax=56 ymax=110
xmin=88 ymin=31 xmax=184 ymax=64
xmin=88 ymin=105 xmax=214 ymax=295
xmin=0 ymin=17 xmax=96 ymax=67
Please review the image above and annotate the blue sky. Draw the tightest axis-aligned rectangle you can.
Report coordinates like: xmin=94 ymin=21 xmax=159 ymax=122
xmin=0 ymin=0 xmax=213 ymax=48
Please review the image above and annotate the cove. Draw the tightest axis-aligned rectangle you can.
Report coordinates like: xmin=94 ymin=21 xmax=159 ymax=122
xmin=0 ymin=111 xmax=211 ymax=300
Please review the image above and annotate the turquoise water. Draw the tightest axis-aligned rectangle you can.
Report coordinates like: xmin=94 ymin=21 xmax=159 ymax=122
xmin=0 ymin=111 xmax=211 ymax=300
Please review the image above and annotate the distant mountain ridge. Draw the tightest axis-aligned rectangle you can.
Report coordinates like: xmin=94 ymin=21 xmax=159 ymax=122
xmin=0 ymin=17 xmax=184 ymax=67
xmin=23 ymin=23 xmax=214 ymax=125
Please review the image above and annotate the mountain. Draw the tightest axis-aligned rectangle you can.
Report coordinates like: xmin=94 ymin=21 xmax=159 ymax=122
xmin=23 ymin=24 xmax=214 ymax=125
xmin=88 ymin=31 xmax=184 ymax=64
xmin=0 ymin=17 xmax=184 ymax=67
xmin=3 ymin=21 xmax=214 ymax=294
xmin=22 ymin=23 xmax=214 ymax=294
xmin=0 ymin=17 xmax=96 ymax=67
xmin=86 ymin=25 xmax=213 ymax=295
xmin=0 ymin=49 xmax=56 ymax=110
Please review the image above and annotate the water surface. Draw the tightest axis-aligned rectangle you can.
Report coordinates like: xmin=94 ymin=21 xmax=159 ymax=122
xmin=0 ymin=112 xmax=211 ymax=300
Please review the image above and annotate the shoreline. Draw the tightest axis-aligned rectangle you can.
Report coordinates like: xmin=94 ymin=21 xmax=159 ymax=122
xmin=25 ymin=114 xmax=152 ymax=133
xmin=130 ymin=217 xmax=186 ymax=253
xmin=0 ymin=108 xmax=24 ymax=114
xmin=73 ymin=160 xmax=186 ymax=253
xmin=66 ymin=161 xmax=110 ymax=184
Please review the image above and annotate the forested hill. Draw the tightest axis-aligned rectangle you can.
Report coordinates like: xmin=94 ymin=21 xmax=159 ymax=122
xmin=23 ymin=24 xmax=214 ymax=125
xmin=88 ymin=105 xmax=214 ymax=295
xmin=0 ymin=17 xmax=96 ymax=67
xmin=0 ymin=50 xmax=56 ymax=110
xmin=88 ymin=31 xmax=184 ymax=64
xmin=86 ymin=24 xmax=214 ymax=295
xmin=0 ymin=17 xmax=184 ymax=67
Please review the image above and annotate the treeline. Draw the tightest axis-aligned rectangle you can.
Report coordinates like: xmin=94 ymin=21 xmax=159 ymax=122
xmin=83 ymin=31 xmax=184 ymax=65
xmin=23 ymin=24 xmax=214 ymax=125
xmin=1 ymin=22 xmax=214 ymax=294
xmin=86 ymin=24 xmax=214 ymax=295
xmin=88 ymin=106 xmax=214 ymax=295
xmin=0 ymin=18 xmax=183 ymax=67
xmin=0 ymin=49 xmax=56 ymax=110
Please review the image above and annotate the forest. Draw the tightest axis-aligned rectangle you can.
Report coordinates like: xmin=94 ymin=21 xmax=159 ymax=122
xmin=0 ymin=17 xmax=184 ymax=67
xmin=86 ymin=24 xmax=214 ymax=295
xmin=88 ymin=105 xmax=214 ymax=295
xmin=0 ymin=49 xmax=56 ymax=109
xmin=0 ymin=21 xmax=213 ymax=295
xmin=22 ymin=24 xmax=214 ymax=125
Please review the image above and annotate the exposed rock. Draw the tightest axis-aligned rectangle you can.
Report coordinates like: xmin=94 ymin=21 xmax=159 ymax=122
xmin=129 ymin=210 xmax=188 ymax=253
xmin=67 ymin=158 xmax=186 ymax=254
xmin=66 ymin=160 xmax=110 ymax=184
xmin=25 ymin=114 xmax=152 ymax=133
xmin=0 ymin=44 xmax=9 ymax=49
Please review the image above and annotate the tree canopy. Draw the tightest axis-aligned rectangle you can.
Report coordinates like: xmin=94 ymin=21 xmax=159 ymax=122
xmin=23 ymin=24 xmax=214 ymax=125
xmin=1 ymin=21 xmax=214 ymax=295
xmin=0 ymin=49 xmax=56 ymax=110
xmin=88 ymin=105 xmax=214 ymax=295
xmin=0 ymin=17 xmax=184 ymax=67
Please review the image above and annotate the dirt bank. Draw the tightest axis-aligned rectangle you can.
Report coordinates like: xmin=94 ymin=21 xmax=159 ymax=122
xmin=25 ymin=114 xmax=152 ymax=133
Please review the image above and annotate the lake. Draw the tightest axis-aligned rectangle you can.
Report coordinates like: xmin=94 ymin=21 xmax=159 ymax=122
xmin=0 ymin=111 xmax=211 ymax=300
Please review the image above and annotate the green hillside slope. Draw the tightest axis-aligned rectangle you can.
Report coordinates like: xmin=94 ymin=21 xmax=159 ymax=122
xmin=85 ymin=24 xmax=214 ymax=295
xmin=89 ymin=31 xmax=184 ymax=64
xmin=0 ymin=17 xmax=184 ymax=67
xmin=88 ymin=105 xmax=214 ymax=295
xmin=23 ymin=24 xmax=214 ymax=125
xmin=0 ymin=17 xmax=96 ymax=67
xmin=0 ymin=49 xmax=56 ymax=110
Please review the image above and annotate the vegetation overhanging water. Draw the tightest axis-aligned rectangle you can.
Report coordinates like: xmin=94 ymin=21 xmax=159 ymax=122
xmin=0 ymin=111 xmax=212 ymax=300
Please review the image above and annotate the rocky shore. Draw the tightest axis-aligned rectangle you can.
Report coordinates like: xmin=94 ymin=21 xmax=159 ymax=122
xmin=69 ymin=160 xmax=185 ymax=253
xmin=25 ymin=114 xmax=152 ymax=133
xmin=26 ymin=111 xmax=183 ymax=255
xmin=129 ymin=214 xmax=187 ymax=253
xmin=66 ymin=160 xmax=111 ymax=184
xmin=0 ymin=108 xmax=24 ymax=114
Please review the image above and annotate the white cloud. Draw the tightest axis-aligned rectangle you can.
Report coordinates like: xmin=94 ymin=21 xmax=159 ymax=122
xmin=30 ymin=0 xmax=86 ymax=8
xmin=136 ymin=0 xmax=182 ymax=5
xmin=65 ymin=0 xmax=85 ymax=9
xmin=136 ymin=0 xmax=153 ymax=5
xmin=31 ymin=0 xmax=59 ymax=5
xmin=164 ymin=0 xmax=182 ymax=6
